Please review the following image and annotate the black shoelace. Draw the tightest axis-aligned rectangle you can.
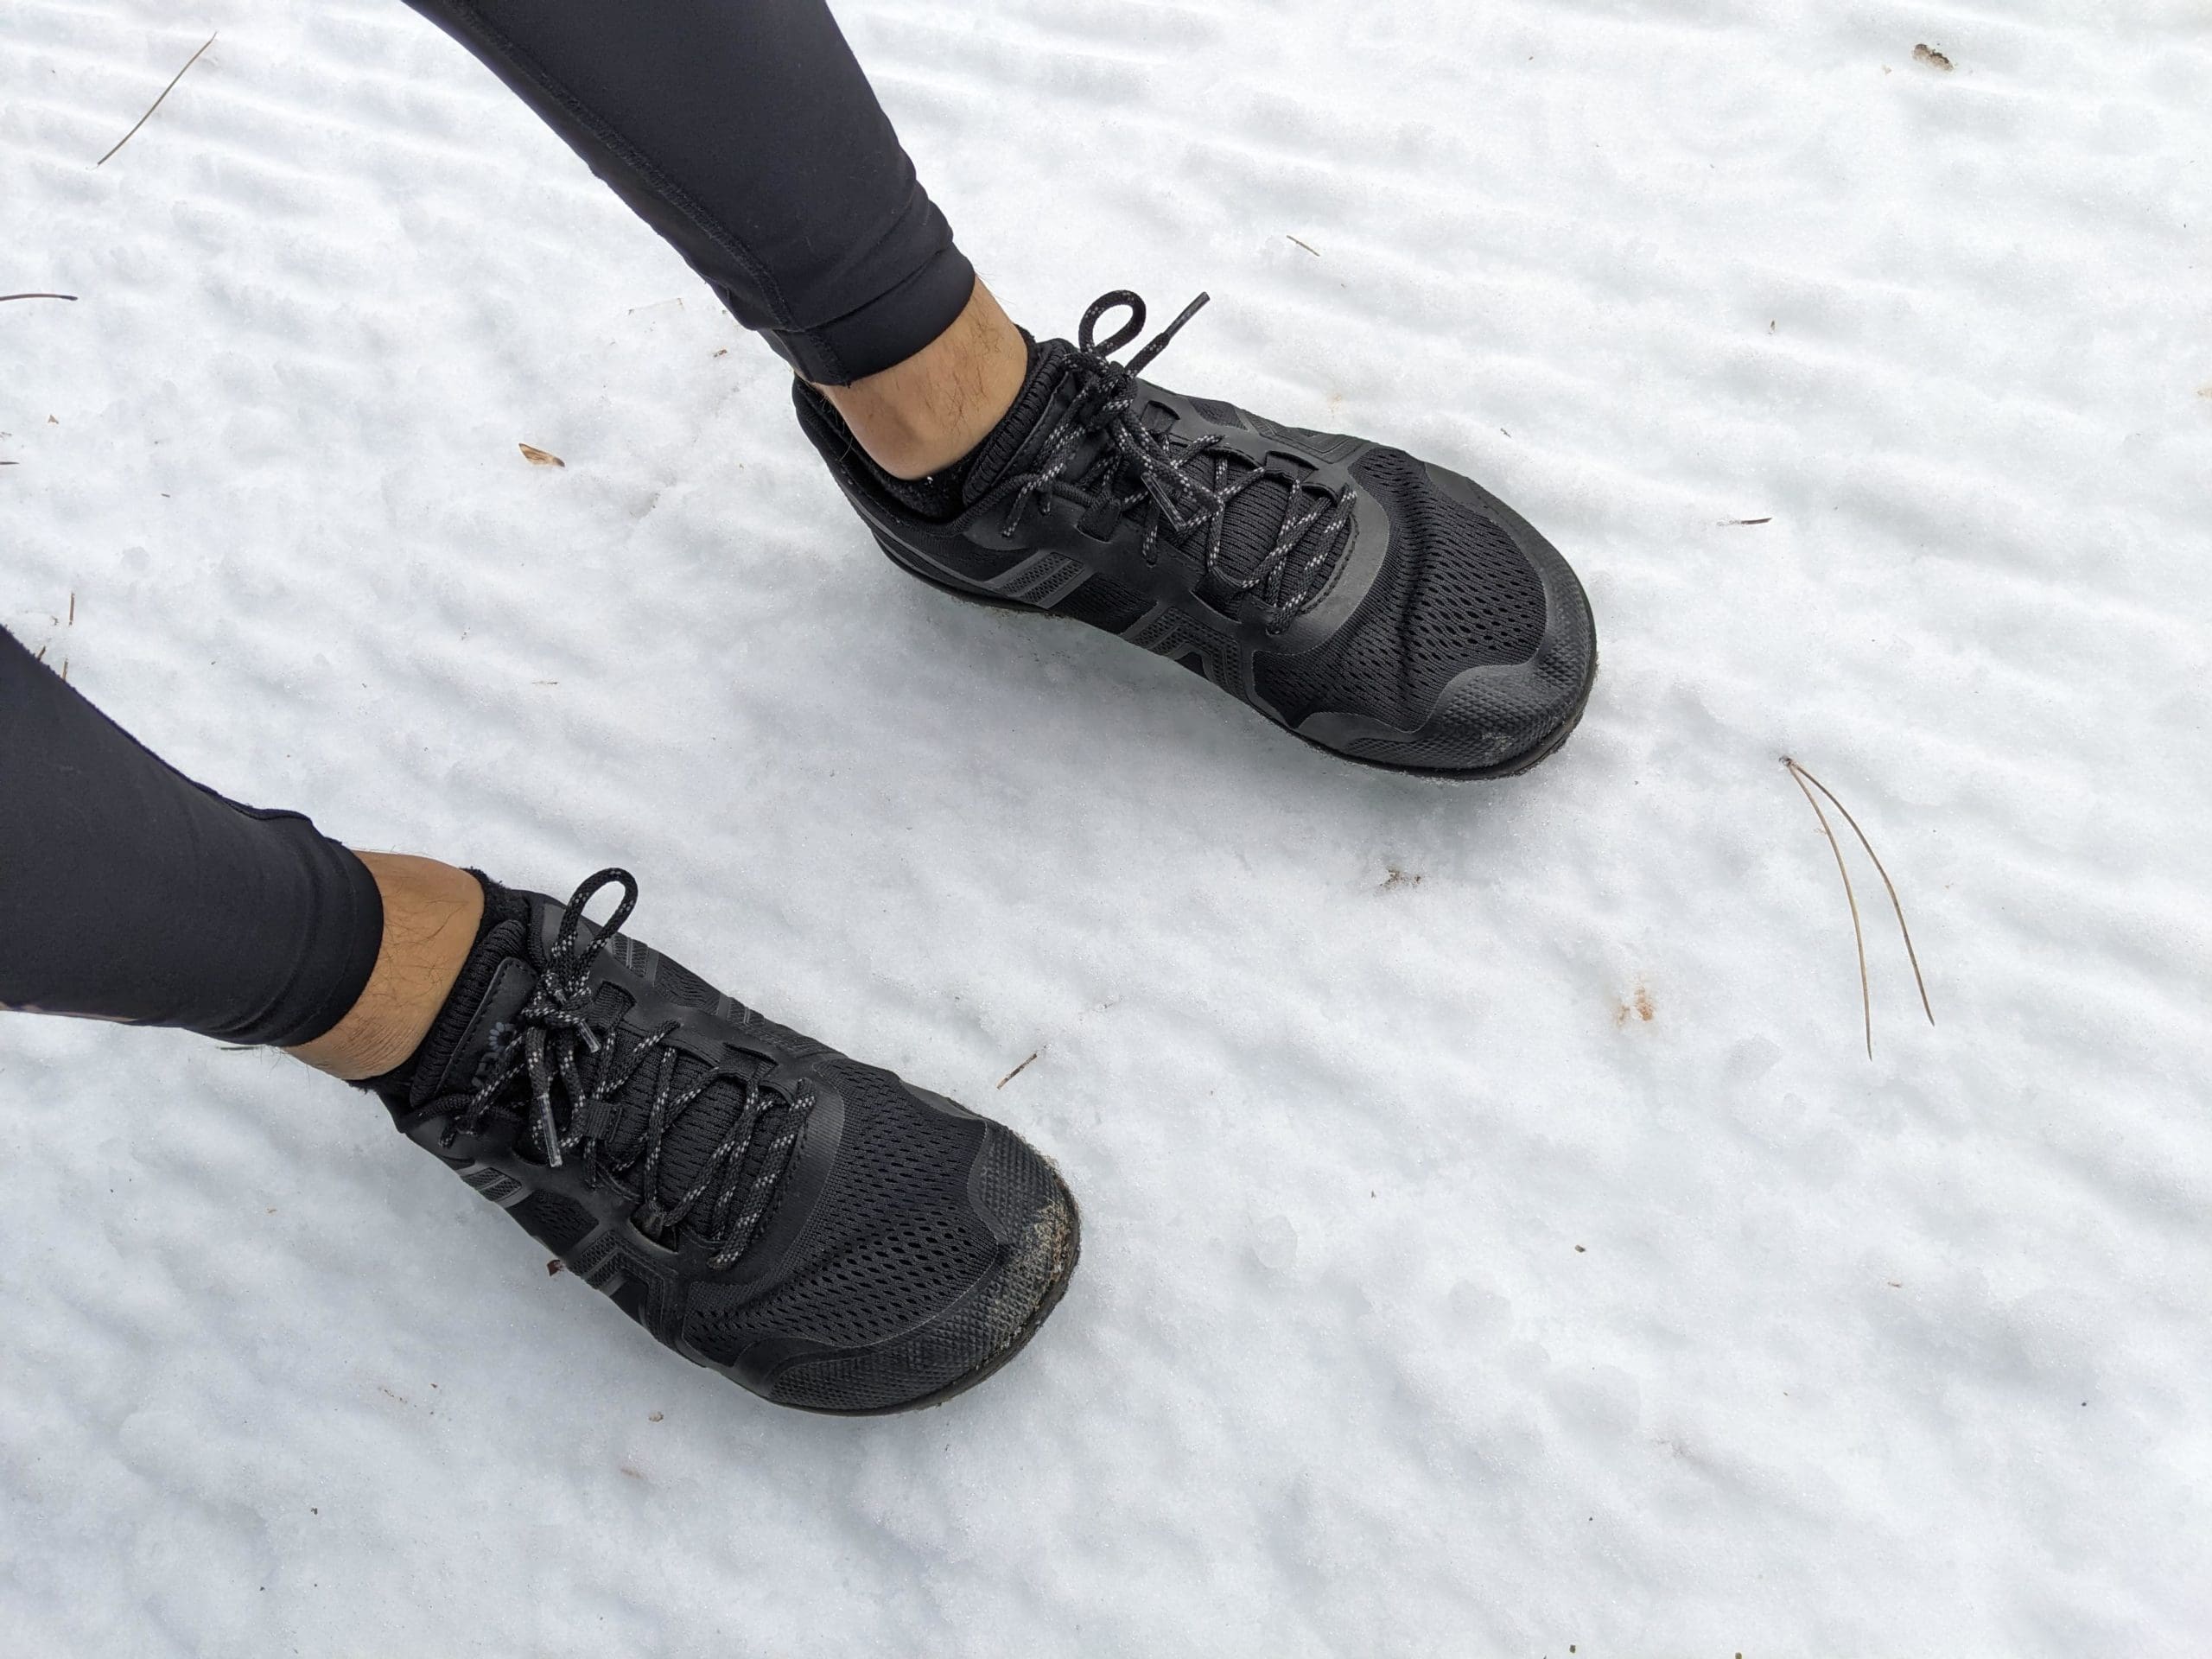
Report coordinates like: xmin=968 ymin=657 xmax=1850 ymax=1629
xmin=1000 ymin=290 xmax=1360 ymax=632
xmin=441 ymin=869 xmax=803 ymax=1269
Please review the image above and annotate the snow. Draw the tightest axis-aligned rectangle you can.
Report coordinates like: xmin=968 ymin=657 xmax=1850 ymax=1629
xmin=4 ymin=0 xmax=2210 ymax=1652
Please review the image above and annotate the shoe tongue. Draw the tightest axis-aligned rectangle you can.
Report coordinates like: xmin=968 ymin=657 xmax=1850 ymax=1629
xmin=959 ymin=336 xmax=1088 ymax=505
xmin=589 ymin=1034 xmax=786 ymax=1236
xmin=1210 ymin=472 xmax=1307 ymax=601
xmin=406 ymin=917 xmax=535 ymax=1111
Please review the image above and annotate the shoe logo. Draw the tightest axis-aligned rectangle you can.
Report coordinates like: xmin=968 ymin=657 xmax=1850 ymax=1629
xmin=471 ymin=1021 xmax=519 ymax=1092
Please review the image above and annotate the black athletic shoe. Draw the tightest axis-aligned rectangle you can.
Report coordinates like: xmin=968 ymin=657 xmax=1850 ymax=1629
xmin=794 ymin=290 xmax=1597 ymax=778
xmin=370 ymin=869 xmax=1079 ymax=1414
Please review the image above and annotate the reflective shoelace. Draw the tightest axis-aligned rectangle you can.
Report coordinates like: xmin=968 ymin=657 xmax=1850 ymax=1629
xmin=1000 ymin=289 xmax=1360 ymax=632
xmin=441 ymin=868 xmax=803 ymax=1269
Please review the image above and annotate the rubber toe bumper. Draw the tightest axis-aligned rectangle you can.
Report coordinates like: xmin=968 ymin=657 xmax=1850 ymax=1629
xmin=764 ymin=1126 xmax=1080 ymax=1414
xmin=1292 ymin=459 xmax=1597 ymax=777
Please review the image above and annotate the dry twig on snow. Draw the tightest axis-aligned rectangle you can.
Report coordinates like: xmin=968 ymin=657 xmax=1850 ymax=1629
xmin=97 ymin=32 xmax=218 ymax=168
xmin=1783 ymin=755 xmax=1936 ymax=1058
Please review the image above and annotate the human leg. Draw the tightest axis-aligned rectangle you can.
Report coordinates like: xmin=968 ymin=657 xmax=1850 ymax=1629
xmin=289 ymin=854 xmax=482 ymax=1080
xmin=396 ymin=0 xmax=976 ymax=388
xmin=0 ymin=624 xmax=385 ymax=1047
xmin=397 ymin=0 xmax=1027 ymax=474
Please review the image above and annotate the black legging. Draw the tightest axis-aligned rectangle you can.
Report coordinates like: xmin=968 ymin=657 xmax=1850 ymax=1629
xmin=0 ymin=1 xmax=969 ymax=1043
xmin=402 ymin=0 xmax=973 ymax=384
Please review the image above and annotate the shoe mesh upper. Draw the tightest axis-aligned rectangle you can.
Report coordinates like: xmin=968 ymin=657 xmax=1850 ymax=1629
xmin=1054 ymin=569 xmax=1152 ymax=631
xmin=734 ymin=1208 xmax=992 ymax=1350
xmin=685 ymin=1061 xmax=994 ymax=1358
xmin=512 ymin=1190 xmax=596 ymax=1252
xmin=765 ymin=1127 xmax=1073 ymax=1412
xmin=1255 ymin=448 xmax=1546 ymax=727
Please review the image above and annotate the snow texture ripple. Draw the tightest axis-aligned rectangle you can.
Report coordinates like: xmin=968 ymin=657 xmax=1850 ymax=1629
xmin=3 ymin=1 xmax=2209 ymax=1653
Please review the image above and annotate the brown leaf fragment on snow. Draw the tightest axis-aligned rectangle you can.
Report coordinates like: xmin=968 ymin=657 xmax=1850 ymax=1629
xmin=518 ymin=442 xmax=565 ymax=467
xmin=1912 ymin=43 xmax=1954 ymax=71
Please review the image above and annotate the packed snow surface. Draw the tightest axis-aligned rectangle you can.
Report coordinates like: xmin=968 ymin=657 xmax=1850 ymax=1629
xmin=4 ymin=1 xmax=2210 ymax=1652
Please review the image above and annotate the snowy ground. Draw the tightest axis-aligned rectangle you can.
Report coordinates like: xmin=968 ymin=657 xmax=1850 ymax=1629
xmin=5 ymin=0 xmax=2211 ymax=1652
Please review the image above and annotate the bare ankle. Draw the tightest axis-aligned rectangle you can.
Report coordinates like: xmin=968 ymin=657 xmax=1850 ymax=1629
xmin=817 ymin=279 xmax=1027 ymax=480
xmin=288 ymin=853 xmax=485 ymax=1082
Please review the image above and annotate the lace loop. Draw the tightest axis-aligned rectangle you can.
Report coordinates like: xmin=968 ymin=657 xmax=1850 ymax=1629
xmin=1077 ymin=289 xmax=1147 ymax=358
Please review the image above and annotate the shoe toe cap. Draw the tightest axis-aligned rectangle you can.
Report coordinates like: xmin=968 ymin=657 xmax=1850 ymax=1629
xmin=1382 ymin=549 xmax=1595 ymax=774
xmin=762 ymin=1124 xmax=1078 ymax=1414
xmin=1292 ymin=458 xmax=1596 ymax=776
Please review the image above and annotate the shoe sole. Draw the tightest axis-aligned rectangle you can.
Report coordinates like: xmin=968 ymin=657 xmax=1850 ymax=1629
xmin=782 ymin=1183 xmax=1084 ymax=1418
xmin=873 ymin=531 xmax=1598 ymax=784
